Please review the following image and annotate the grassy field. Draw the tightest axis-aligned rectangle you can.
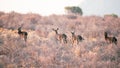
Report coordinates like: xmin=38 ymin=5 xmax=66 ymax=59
xmin=0 ymin=11 xmax=120 ymax=68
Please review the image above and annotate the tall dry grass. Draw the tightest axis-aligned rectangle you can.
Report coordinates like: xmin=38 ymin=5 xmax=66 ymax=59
xmin=0 ymin=11 xmax=120 ymax=68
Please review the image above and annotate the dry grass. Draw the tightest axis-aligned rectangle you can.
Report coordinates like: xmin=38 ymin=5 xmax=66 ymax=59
xmin=0 ymin=11 xmax=120 ymax=68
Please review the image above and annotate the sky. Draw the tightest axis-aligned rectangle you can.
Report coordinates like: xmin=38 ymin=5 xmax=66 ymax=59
xmin=80 ymin=0 xmax=120 ymax=16
xmin=0 ymin=0 xmax=120 ymax=16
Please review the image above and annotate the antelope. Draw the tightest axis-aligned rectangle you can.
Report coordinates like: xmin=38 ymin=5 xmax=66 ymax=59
xmin=71 ymin=32 xmax=84 ymax=45
xmin=104 ymin=32 xmax=117 ymax=45
xmin=52 ymin=28 xmax=67 ymax=44
xmin=18 ymin=27 xmax=28 ymax=42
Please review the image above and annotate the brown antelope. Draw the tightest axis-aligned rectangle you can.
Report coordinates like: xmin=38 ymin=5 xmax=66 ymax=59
xmin=18 ymin=27 xmax=28 ymax=42
xmin=52 ymin=28 xmax=67 ymax=44
xmin=71 ymin=32 xmax=84 ymax=45
xmin=104 ymin=32 xmax=117 ymax=45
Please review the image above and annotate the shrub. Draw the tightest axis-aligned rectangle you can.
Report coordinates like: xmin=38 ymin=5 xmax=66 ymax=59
xmin=65 ymin=6 xmax=83 ymax=15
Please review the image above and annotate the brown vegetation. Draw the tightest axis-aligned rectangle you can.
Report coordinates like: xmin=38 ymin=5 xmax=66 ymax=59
xmin=0 ymin=11 xmax=120 ymax=68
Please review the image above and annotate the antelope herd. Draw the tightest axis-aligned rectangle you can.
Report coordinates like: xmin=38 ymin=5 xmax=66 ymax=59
xmin=17 ymin=27 xmax=118 ymax=45
xmin=51 ymin=28 xmax=117 ymax=45
xmin=52 ymin=28 xmax=85 ymax=45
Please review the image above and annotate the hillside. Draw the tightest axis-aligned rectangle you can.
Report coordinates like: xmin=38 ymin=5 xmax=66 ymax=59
xmin=0 ymin=11 xmax=120 ymax=68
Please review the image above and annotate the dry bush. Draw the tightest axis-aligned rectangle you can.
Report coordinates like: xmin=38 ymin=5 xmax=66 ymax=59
xmin=0 ymin=12 xmax=120 ymax=68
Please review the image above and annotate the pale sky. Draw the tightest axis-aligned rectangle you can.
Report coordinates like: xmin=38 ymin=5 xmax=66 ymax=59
xmin=0 ymin=0 xmax=120 ymax=16
xmin=80 ymin=0 xmax=120 ymax=16
xmin=0 ymin=0 xmax=83 ymax=16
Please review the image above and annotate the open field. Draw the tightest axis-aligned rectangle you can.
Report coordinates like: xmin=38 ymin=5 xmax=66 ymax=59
xmin=0 ymin=11 xmax=120 ymax=68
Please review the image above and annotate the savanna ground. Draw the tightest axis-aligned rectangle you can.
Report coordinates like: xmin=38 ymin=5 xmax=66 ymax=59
xmin=0 ymin=11 xmax=120 ymax=68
